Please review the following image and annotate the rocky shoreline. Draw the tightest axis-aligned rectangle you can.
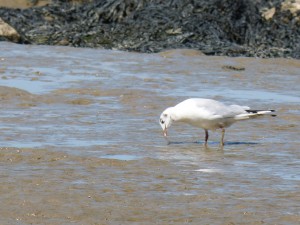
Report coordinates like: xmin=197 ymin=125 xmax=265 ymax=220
xmin=0 ymin=0 xmax=300 ymax=58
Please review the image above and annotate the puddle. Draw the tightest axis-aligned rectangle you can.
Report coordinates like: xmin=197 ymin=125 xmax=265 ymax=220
xmin=100 ymin=154 xmax=141 ymax=161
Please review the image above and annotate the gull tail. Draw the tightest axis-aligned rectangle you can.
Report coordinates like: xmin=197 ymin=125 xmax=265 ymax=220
xmin=235 ymin=109 xmax=276 ymax=120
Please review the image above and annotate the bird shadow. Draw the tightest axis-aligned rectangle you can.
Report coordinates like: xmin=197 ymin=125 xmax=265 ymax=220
xmin=167 ymin=141 xmax=258 ymax=146
xmin=224 ymin=141 xmax=258 ymax=146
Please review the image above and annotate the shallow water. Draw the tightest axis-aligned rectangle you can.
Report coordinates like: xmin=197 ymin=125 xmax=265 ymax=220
xmin=0 ymin=42 xmax=299 ymax=224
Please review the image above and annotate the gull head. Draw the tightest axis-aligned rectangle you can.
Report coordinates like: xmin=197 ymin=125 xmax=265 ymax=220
xmin=159 ymin=107 xmax=174 ymax=137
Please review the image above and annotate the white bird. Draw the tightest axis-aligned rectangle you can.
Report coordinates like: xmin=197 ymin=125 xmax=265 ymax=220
xmin=159 ymin=98 xmax=276 ymax=147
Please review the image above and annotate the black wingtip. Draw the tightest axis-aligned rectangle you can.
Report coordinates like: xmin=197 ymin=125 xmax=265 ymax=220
xmin=245 ymin=109 xmax=277 ymax=117
xmin=270 ymin=110 xmax=276 ymax=117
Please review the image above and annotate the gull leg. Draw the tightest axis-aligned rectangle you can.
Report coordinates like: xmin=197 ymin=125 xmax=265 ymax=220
xmin=220 ymin=128 xmax=225 ymax=146
xmin=204 ymin=129 xmax=209 ymax=147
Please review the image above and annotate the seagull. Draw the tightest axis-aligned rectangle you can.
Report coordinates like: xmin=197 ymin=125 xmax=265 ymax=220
xmin=159 ymin=98 xmax=276 ymax=147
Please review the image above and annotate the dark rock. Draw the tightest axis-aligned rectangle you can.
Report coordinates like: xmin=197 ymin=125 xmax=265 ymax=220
xmin=0 ymin=0 xmax=299 ymax=58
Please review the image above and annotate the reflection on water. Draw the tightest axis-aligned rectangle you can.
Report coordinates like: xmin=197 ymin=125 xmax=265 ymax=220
xmin=0 ymin=42 xmax=299 ymax=224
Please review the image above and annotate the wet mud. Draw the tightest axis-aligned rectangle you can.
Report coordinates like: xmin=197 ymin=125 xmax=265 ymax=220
xmin=0 ymin=42 xmax=299 ymax=224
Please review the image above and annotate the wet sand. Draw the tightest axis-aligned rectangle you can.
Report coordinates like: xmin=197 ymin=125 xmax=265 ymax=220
xmin=0 ymin=42 xmax=299 ymax=224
